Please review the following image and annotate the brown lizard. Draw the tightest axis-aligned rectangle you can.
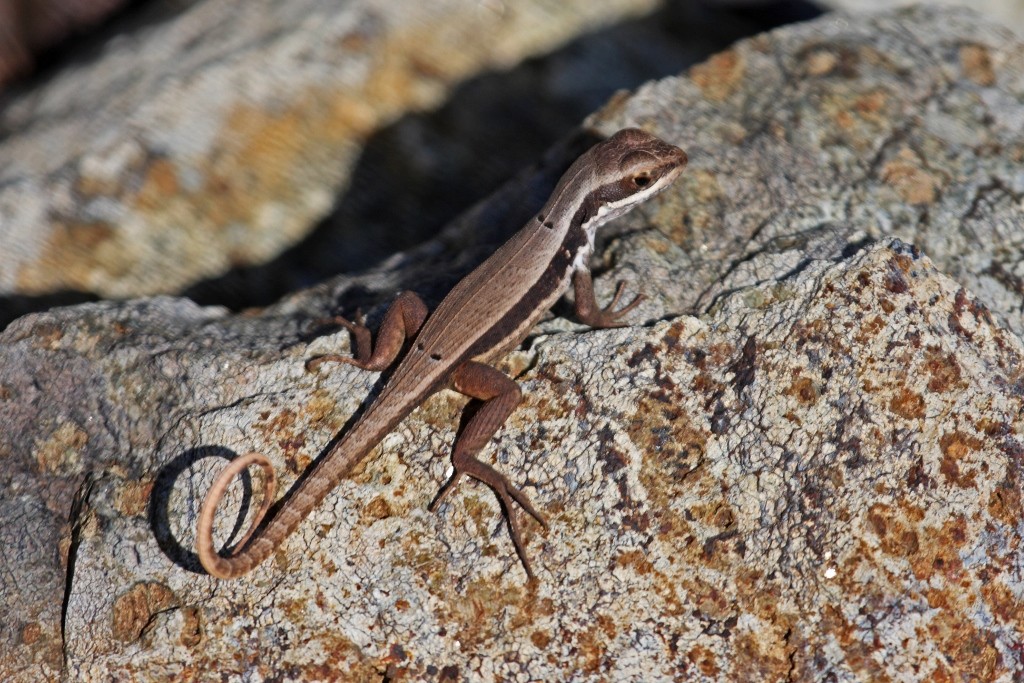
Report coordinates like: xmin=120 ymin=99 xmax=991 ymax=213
xmin=196 ymin=128 xmax=687 ymax=579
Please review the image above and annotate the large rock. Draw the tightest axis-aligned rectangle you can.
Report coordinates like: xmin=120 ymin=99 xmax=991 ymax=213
xmin=0 ymin=0 xmax=662 ymax=303
xmin=822 ymin=0 xmax=1024 ymax=36
xmin=2 ymin=5 xmax=1023 ymax=682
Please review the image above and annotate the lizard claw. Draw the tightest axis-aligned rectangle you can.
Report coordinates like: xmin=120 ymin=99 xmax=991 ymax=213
xmin=604 ymin=280 xmax=644 ymax=320
xmin=430 ymin=460 xmax=547 ymax=580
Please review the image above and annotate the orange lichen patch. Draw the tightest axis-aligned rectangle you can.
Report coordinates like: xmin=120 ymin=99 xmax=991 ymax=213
xmin=739 ymin=573 xmax=791 ymax=628
xmin=35 ymin=422 xmax=88 ymax=473
xmin=255 ymin=407 xmax=298 ymax=435
xmin=30 ymin=321 xmax=64 ymax=349
xmin=880 ymin=149 xmax=939 ymax=205
xmin=960 ymin=44 xmax=996 ymax=87
xmin=855 ymin=314 xmax=885 ymax=343
xmin=784 ymin=375 xmax=820 ymax=405
xmin=615 ymin=549 xmax=654 ymax=576
xmin=938 ymin=431 xmax=984 ymax=488
xmin=306 ymin=389 xmax=343 ymax=425
xmin=988 ymin=478 xmax=1023 ymax=528
xmin=197 ymin=95 xmax=349 ymax=229
xmin=361 ymin=495 xmax=393 ymax=523
xmin=687 ymin=644 xmax=721 ymax=677
xmin=65 ymin=220 xmax=116 ymax=250
xmin=866 ymin=502 xmax=925 ymax=559
xmin=730 ymin=629 xmax=791 ymax=682
xmin=706 ymin=341 xmax=740 ymax=367
xmin=691 ymin=372 xmax=726 ymax=402
xmin=848 ymin=89 xmax=889 ymax=128
xmin=179 ymin=606 xmax=202 ymax=647
xmin=273 ymin=544 xmax=298 ymax=575
xmin=445 ymin=577 xmax=522 ymax=651
xmin=221 ymin=630 xmax=370 ymax=682
xmin=882 ymin=257 xmax=913 ymax=295
xmin=13 ymin=621 xmax=62 ymax=674
xmin=596 ymin=613 xmax=617 ymax=640
xmin=824 ymin=87 xmax=888 ymax=135
xmin=888 ymin=387 xmax=925 ymax=420
xmin=253 ymin=408 xmax=310 ymax=467
xmin=15 ymin=220 xmax=118 ymax=293
xmin=630 ymin=392 xmax=709 ymax=502
xmin=574 ymin=619 xmax=612 ymax=674
xmin=689 ymin=50 xmax=745 ymax=101
xmin=20 ymin=621 xmax=42 ymax=645
xmin=976 ymin=417 xmax=1013 ymax=437
xmin=909 ymin=515 xmax=967 ymax=583
xmin=691 ymin=501 xmax=737 ymax=536
xmin=923 ymin=348 xmax=962 ymax=393
xmin=980 ymin=579 xmax=1024 ymax=630
xmin=530 ymin=629 xmax=552 ymax=649
xmin=922 ymin=598 xmax=1001 ymax=680
xmin=277 ymin=594 xmax=314 ymax=626
xmin=111 ymin=582 xmax=178 ymax=642
xmin=134 ymin=158 xmax=180 ymax=210
xmin=687 ymin=577 xmax=735 ymax=623
xmin=115 ymin=479 xmax=154 ymax=517
xmin=804 ymin=49 xmax=839 ymax=76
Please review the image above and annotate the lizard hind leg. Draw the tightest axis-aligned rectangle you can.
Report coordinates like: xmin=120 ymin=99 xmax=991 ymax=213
xmin=307 ymin=290 xmax=429 ymax=372
xmin=429 ymin=361 xmax=548 ymax=579
xmin=196 ymin=452 xmax=277 ymax=577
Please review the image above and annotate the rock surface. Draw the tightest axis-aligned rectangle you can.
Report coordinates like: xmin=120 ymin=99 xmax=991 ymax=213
xmin=2 ymin=5 xmax=1023 ymax=683
xmin=823 ymin=0 xmax=1024 ymax=36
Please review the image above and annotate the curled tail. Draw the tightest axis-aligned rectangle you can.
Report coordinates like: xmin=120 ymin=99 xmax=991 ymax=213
xmin=196 ymin=452 xmax=279 ymax=579
xmin=195 ymin=383 xmax=421 ymax=579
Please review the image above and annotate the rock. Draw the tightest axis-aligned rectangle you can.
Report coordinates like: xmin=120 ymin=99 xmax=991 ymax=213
xmin=2 ymin=5 xmax=1023 ymax=682
xmin=0 ymin=0 xmax=665 ymax=307
xmin=821 ymin=0 xmax=1024 ymax=38
xmin=584 ymin=5 xmax=1024 ymax=339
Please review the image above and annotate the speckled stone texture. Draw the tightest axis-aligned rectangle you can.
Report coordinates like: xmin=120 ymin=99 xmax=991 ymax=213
xmin=1 ymin=5 xmax=1023 ymax=683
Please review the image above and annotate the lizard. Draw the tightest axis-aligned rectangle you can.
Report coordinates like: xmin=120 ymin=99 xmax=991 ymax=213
xmin=196 ymin=127 xmax=688 ymax=580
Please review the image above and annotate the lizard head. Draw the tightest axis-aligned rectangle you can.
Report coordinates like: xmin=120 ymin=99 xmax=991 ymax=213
xmin=585 ymin=127 xmax=688 ymax=225
xmin=545 ymin=128 xmax=687 ymax=237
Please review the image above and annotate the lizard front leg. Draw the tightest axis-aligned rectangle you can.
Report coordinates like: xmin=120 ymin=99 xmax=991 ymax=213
xmin=430 ymin=361 xmax=548 ymax=579
xmin=572 ymin=268 xmax=643 ymax=328
xmin=307 ymin=290 xmax=429 ymax=372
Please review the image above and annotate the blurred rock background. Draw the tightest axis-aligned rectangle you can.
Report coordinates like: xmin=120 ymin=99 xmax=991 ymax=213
xmin=0 ymin=0 xmax=1019 ymax=330
xmin=0 ymin=0 xmax=818 ymax=329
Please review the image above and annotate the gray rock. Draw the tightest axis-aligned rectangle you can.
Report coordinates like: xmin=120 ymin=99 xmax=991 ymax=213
xmin=584 ymin=5 xmax=1024 ymax=338
xmin=821 ymin=0 xmax=1024 ymax=37
xmin=2 ymin=5 xmax=1023 ymax=682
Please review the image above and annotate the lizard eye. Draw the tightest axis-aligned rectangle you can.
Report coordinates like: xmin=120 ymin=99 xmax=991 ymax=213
xmin=633 ymin=174 xmax=651 ymax=188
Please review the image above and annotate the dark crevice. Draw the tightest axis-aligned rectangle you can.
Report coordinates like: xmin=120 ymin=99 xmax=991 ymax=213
xmin=60 ymin=472 xmax=97 ymax=666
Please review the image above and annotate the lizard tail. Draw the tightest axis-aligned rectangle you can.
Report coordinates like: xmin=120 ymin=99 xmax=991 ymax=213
xmin=196 ymin=452 xmax=278 ymax=579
